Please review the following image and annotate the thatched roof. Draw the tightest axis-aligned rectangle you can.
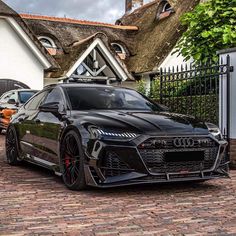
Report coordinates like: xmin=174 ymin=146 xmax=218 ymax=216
xmin=1 ymin=0 xmax=201 ymax=77
xmin=0 ymin=0 xmax=59 ymax=70
xmin=119 ymin=0 xmax=200 ymax=73
xmin=49 ymin=34 xmax=99 ymax=78
xmin=21 ymin=14 xmax=138 ymax=54
xmin=47 ymin=33 xmax=131 ymax=79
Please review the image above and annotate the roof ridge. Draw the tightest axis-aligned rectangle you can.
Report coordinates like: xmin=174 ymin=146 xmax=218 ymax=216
xmin=20 ymin=13 xmax=139 ymax=30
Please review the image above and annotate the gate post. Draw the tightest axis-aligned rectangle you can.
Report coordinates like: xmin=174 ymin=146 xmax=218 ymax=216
xmin=159 ymin=67 xmax=163 ymax=104
xmin=218 ymin=48 xmax=236 ymax=166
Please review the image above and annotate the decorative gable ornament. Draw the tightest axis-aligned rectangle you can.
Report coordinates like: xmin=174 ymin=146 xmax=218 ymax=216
xmin=65 ymin=38 xmax=128 ymax=84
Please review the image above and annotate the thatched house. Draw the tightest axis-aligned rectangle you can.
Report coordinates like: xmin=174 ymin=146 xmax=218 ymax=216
xmin=0 ymin=0 xmax=58 ymax=94
xmin=0 ymin=0 xmax=200 ymax=91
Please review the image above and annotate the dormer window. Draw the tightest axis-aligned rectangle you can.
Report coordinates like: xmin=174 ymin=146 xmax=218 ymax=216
xmin=38 ymin=36 xmax=57 ymax=55
xmin=156 ymin=1 xmax=174 ymax=21
xmin=162 ymin=2 xmax=172 ymax=12
xmin=111 ymin=43 xmax=126 ymax=60
xmin=38 ymin=36 xmax=56 ymax=48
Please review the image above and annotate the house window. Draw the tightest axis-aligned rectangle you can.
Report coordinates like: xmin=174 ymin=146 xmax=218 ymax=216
xmin=162 ymin=2 xmax=172 ymax=12
xmin=111 ymin=43 xmax=124 ymax=54
xmin=111 ymin=43 xmax=126 ymax=59
xmin=156 ymin=1 xmax=174 ymax=21
xmin=38 ymin=36 xmax=57 ymax=55
xmin=38 ymin=36 xmax=56 ymax=49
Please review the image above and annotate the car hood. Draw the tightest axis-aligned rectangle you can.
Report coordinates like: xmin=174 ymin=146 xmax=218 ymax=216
xmin=71 ymin=110 xmax=209 ymax=135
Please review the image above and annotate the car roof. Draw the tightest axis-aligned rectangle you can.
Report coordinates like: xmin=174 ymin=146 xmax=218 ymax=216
xmin=44 ymin=83 xmax=133 ymax=90
xmin=2 ymin=89 xmax=38 ymax=93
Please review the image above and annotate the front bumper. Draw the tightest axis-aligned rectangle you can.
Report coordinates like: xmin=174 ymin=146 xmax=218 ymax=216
xmin=84 ymin=135 xmax=229 ymax=187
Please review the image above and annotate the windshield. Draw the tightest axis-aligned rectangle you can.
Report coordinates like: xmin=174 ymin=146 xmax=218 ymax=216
xmin=19 ymin=91 xmax=37 ymax=104
xmin=65 ymin=87 xmax=161 ymax=111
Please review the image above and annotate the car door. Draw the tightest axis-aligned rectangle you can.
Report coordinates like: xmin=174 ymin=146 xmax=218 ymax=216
xmin=18 ymin=90 xmax=49 ymax=157
xmin=29 ymin=87 xmax=67 ymax=165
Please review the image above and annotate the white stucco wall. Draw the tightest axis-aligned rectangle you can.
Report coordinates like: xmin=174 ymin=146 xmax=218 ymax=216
xmin=0 ymin=18 xmax=44 ymax=90
xmin=159 ymin=48 xmax=193 ymax=69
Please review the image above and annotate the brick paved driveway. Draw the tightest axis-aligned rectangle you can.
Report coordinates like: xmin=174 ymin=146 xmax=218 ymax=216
xmin=0 ymin=134 xmax=236 ymax=236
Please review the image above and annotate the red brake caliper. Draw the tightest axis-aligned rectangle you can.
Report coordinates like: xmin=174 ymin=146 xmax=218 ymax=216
xmin=65 ymin=154 xmax=71 ymax=182
xmin=65 ymin=154 xmax=70 ymax=168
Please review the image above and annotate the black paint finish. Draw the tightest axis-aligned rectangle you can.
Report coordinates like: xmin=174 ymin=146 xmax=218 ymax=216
xmin=7 ymin=84 xmax=229 ymax=188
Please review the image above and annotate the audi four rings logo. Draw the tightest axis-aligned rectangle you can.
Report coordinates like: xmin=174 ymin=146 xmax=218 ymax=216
xmin=173 ymin=137 xmax=195 ymax=148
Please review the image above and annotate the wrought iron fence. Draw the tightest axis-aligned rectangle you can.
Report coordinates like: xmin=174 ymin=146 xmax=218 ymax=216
xmin=151 ymin=56 xmax=232 ymax=125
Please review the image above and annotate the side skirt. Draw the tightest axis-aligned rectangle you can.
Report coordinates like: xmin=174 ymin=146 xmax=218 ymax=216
xmin=24 ymin=154 xmax=61 ymax=176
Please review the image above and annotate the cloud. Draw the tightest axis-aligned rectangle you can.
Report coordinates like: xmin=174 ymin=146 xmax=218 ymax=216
xmin=3 ymin=0 xmax=125 ymax=23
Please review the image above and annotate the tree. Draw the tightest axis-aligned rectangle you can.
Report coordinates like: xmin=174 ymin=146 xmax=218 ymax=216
xmin=175 ymin=0 xmax=236 ymax=63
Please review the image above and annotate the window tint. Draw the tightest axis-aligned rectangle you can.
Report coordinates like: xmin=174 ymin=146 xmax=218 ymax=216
xmin=43 ymin=88 xmax=64 ymax=105
xmin=24 ymin=91 xmax=48 ymax=110
xmin=65 ymin=87 xmax=161 ymax=111
xmin=18 ymin=91 xmax=37 ymax=104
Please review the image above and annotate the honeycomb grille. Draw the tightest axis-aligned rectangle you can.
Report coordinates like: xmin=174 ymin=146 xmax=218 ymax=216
xmin=139 ymin=137 xmax=218 ymax=173
xmin=101 ymin=151 xmax=131 ymax=177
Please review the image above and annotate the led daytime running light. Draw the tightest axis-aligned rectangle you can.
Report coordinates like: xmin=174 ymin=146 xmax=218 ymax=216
xmin=97 ymin=129 xmax=137 ymax=138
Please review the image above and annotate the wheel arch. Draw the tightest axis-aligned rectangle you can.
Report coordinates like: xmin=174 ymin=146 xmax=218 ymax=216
xmin=59 ymin=125 xmax=83 ymax=152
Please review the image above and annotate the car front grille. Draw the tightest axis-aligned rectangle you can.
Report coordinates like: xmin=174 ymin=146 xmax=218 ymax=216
xmin=138 ymin=137 xmax=219 ymax=173
xmin=101 ymin=151 xmax=132 ymax=177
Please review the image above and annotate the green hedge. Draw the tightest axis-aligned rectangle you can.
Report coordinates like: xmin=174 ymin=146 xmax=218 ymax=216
xmin=137 ymin=80 xmax=218 ymax=124
xmin=157 ymin=95 xmax=218 ymax=124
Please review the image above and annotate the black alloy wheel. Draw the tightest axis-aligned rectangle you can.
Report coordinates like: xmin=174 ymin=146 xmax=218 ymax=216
xmin=5 ymin=126 xmax=20 ymax=165
xmin=60 ymin=130 xmax=86 ymax=190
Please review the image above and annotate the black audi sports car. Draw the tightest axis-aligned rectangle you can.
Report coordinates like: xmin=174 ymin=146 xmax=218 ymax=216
xmin=6 ymin=83 xmax=229 ymax=190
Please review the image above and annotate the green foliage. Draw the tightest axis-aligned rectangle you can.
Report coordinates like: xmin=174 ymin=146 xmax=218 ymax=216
xmin=175 ymin=0 xmax=236 ymax=62
xmin=149 ymin=79 xmax=161 ymax=100
xmin=161 ymin=95 xmax=218 ymax=124
xmin=135 ymin=78 xmax=218 ymax=123
xmin=136 ymin=79 xmax=147 ymax=95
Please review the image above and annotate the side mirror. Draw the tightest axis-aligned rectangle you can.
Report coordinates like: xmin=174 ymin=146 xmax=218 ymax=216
xmin=39 ymin=102 xmax=66 ymax=116
xmin=8 ymin=99 xmax=16 ymax=104
xmin=39 ymin=102 xmax=60 ymax=113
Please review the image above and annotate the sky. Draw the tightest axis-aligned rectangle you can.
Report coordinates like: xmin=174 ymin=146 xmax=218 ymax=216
xmin=3 ymin=0 xmax=127 ymax=24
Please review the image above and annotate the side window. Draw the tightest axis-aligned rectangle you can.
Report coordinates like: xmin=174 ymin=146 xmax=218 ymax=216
xmin=43 ymin=88 xmax=64 ymax=105
xmin=24 ymin=91 xmax=48 ymax=110
xmin=8 ymin=92 xmax=18 ymax=102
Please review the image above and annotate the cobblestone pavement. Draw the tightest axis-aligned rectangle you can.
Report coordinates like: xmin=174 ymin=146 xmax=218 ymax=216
xmin=0 ymin=134 xmax=236 ymax=236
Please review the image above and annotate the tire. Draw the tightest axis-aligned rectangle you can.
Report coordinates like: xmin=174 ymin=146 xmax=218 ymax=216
xmin=60 ymin=130 xmax=86 ymax=190
xmin=0 ymin=128 xmax=2 ymax=134
xmin=5 ymin=125 xmax=21 ymax=165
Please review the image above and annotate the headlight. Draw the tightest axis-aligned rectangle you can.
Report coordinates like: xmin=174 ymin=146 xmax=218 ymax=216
xmin=206 ymin=123 xmax=223 ymax=140
xmin=89 ymin=127 xmax=138 ymax=141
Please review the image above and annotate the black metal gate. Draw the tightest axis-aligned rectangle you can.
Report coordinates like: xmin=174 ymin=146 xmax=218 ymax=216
xmin=0 ymin=79 xmax=30 ymax=96
xmin=151 ymin=56 xmax=233 ymax=132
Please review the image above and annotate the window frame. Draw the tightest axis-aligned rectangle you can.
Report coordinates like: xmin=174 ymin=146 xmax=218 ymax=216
xmin=111 ymin=43 xmax=126 ymax=54
xmin=38 ymin=36 xmax=56 ymax=49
